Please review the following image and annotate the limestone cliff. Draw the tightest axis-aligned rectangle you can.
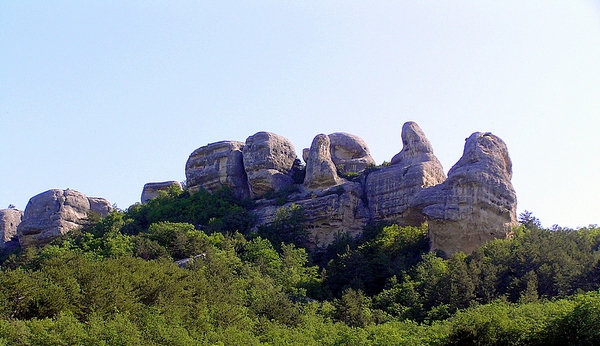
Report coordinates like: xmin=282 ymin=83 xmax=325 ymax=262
xmin=182 ymin=123 xmax=517 ymax=254
xmin=185 ymin=141 xmax=249 ymax=198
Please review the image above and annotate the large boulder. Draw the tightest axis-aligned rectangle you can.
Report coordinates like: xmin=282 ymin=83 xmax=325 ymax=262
xmin=243 ymin=132 xmax=296 ymax=198
xmin=141 ymin=181 xmax=183 ymax=203
xmin=304 ymin=134 xmax=344 ymax=190
xmin=328 ymin=132 xmax=376 ymax=174
xmin=0 ymin=208 xmax=23 ymax=245
xmin=185 ymin=141 xmax=249 ymax=198
xmin=17 ymin=189 xmax=112 ymax=247
xmin=412 ymin=132 xmax=518 ymax=256
xmin=366 ymin=121 xmax=446 ymax=224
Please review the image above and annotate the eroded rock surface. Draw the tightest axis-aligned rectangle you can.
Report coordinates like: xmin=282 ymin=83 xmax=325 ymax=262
xmin=243 ymin=132 xmax=296 ymax=198
xmin=366 ymin=121 xmax=446 ymax=224
xmin=304 ymin=134 xmax=344 ymax=190
xmin=17 ymin=189 xmax=112 ymax=247
xmin=0 ymin=208 xmax=23 ymax=245
xmin=185 ymin=141 xmax=249 ymax=198
xmin=141 ymin=181 xmax=183 ymax=203
xmin=253 ymin=183 xmax=369 ymax=247
xmin=413 ymin=132 xmax=518 ymax=256
xmin=328 ymin=132 xmax=376 ymax=174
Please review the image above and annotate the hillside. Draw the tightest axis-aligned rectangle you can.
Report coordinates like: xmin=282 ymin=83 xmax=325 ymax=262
xmin=0 ymin=185 xmax=599 ymax=345
xmin=0 ymin=122 xmax=598 ymax=344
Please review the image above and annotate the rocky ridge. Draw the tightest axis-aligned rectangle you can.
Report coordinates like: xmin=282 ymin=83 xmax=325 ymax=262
xmin=184 ymin=122 xmax=517 ymax=255
xmin=6 ymin=122 xmax=517 ymax=255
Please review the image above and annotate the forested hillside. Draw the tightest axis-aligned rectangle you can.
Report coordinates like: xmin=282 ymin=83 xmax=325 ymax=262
xmin=0 ymin=187 xmax=598 ymax=345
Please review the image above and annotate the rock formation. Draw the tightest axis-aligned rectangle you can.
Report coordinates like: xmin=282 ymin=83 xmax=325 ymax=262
xmin=141 ymin=181 xmax=183 ymax=203
xmin=0 ymin=208 xmax=23 ymax=245
xmin=304 ymin=134 xmax=344 ymax=190
xmin=412 ymin=132 xmax=518 ymax=256
xmin=253 ymin=183 xmax=369 ymax=247
xmin=185 ymin=141 xmax=249 ymax=198
xmin=327 ymin=132 xmax=376 ymax=174
xmin=366 ymin=121 xmax=446 ymax=224
xmin=0 ymin=121 xmax=515 ymax=254
xmin=180 ymin=123 xmax=517 ymax=254
xmin=17 ymin=189 xmax=112 ymax=247
xmin=243 ymin=132 xmax=296 ymax=198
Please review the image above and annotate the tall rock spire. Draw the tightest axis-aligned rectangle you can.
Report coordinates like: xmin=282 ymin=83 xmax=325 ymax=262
xmin=366 ymin=121 xmax=446 ymax=224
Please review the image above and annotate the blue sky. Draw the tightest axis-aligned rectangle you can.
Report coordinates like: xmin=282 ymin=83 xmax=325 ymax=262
xmin=1 ymin=1 xmax=599 ymax=228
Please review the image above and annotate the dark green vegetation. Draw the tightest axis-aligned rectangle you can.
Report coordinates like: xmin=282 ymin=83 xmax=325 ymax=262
xmin=0 ymin=187 xmax=599 ymax=345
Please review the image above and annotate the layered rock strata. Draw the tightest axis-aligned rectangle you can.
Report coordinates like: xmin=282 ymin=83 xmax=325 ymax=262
xmin=181 ymin=122 xmax=517 ymax=253
xmin=412 ymin=132 xmax=518 ymax=256
xmin=0 ymin=208 xmax=23 ymax=245
xmin=253 ymin=183 xmax=369 ymax=247
xmin=141 ymin=181 xmax=183 ymax=203
xmin=185 ymin=141 xmax=249 ymax=198
xmin=365 ymin=121 xmax=446 ymax=224
xmin=17 ymin=189 xmax=112 ymax=247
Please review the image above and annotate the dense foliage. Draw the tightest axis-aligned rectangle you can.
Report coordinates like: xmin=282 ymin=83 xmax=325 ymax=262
xmin=0 ymin=188 xmax=599 ymax=345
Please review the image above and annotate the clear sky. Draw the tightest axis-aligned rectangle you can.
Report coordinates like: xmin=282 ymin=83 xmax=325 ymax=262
xmin=1 ymin=1 xmax=599 ymax=228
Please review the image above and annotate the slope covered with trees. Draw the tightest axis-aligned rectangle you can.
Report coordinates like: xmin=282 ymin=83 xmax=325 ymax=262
xmin=0 ymin=187 xmax=598 ymax=345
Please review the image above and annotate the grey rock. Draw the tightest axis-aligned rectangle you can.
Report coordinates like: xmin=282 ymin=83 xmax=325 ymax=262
xmin=175 ymin=253 xmax=207 ymax=268
xmin=0 ymin=208 xmax=23 ymax=245
xmin=243 ymin=132 xmax=296 ymax=198
xmin=412 ymin=132 xmax=518 ymax=256
xmin=366 ymin=121 xmax=446 ymax=224
xmin=185 ymin=141 xmax=249 ymax=198
xmin=141 ymin=181 xmax=183 ymax=203
xmin=304 ymin=134 xmax=344 ymax=190
xmin=88 ymin=197 xmax=113 ymax=216
xmin=328 ymin=132 xmax=376 ymax=174
xmin=17 ymin=189 xmax=112 ymax=247
xmin=253 ymin=182 xmax=369 ymax=248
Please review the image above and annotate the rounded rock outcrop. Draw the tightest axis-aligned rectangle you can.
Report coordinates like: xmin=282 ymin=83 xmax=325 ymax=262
xmin=17 ymin=189 xmax=112 ymax=247
xmin=412 ymin=132 xmax=518 ymax=256
xmin=328 ymin=132 xmax=376 ymax=174
xmin=243 ymin=132 xmax=296 ymax=198
xmin=185 ymin=141 xmax=249 ymax=198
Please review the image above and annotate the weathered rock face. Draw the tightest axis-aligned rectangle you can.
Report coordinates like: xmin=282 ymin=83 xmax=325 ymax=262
xmin=366 ymin=122 xmax=446 ymax=224
xmin=412 ymin=132 xmax=518 ymax=256
xmin=328 ymin=132 xmax=376 ymax=174
xmin=0 ymin=208 xmax=23 ymax=245
xmin=253 ymin=183 xmax=370 ymax=247
xmin=182 ymin=122 xmax=517 ymax=253
xmin=186 ymin=141 xmax=249 ymax=198
xmin=141 ymin=181 xmax=183 ymax=203
xmin=17 ymin=189 xmax=112 ymax=247
xmin=243 ymin=132 xmax=296 ymax=198
xmin=304 ymin=134 xmax=344 ymax=190
xmin=88 ymin=197 xmax=114 ymax=216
